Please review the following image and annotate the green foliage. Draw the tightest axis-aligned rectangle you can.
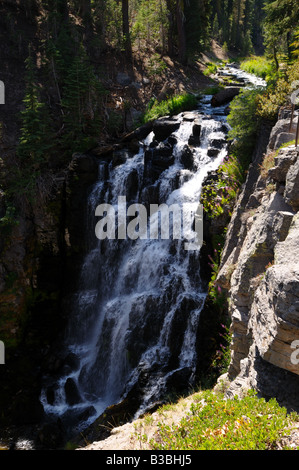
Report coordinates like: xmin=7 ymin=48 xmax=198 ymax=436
xmin=210 ymin=0 xmax=264 ymax=54
xmin=10 ymin=51 xmax=56 ymax=202
xmin=291 ymin=28 xmax=299 ymax=58
xmin=257 ymin=61 xmax=299 ymax=120
xmin=100 ymin=0 xmax=123 ymax=49
xmin=147 ymin=54 xmax=167 ymax=76
xmin=142 ymin=93 xmax=198 ymax=123
xmin=240 ymin=56 xmax=276 ymax=80
xmin=201 ymin=166 xmax=240 ymax=222
xmin=131 ymin=0 xmax=169 ymax=52
xmin=203 ymin=62 xmax=218 ymax=76
xmin=60 ymin=45 xmax=106 ymax=153
xmin=207 ymin=246 xmax=227 ymax=307
xmin=263 ymin=0 xmax=299 ymax=65
xmin=227 ymin=88 xmax=262 ymax=161
xmin=211 ymin=322 xmax=232 ymax=375
xmin=0 ymin=204 xmax=19 ymax=234
xmin=150 ymin=389 xmax=295 ymax=450
xmin=17 ymin=53 xmax=54 ymax=167
xmin=185 ymin=0 xmax=211 ymax=57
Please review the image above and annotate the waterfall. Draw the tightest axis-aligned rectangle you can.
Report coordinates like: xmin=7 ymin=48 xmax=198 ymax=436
xmin=40 ymin=67 xmax=264 ymax=435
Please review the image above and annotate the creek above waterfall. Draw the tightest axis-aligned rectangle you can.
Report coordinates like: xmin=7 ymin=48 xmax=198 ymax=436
xmin=40 ymin=65 xmax=266 ymax=438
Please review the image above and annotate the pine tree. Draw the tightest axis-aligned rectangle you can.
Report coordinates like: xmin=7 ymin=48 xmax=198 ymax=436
xmin=17 ymin=51 xmax=54 ymax=168
xmin=60 ymin=45 xmax=105 ymax=153
xmin=263 ymin=0 xmax=299 ymax=66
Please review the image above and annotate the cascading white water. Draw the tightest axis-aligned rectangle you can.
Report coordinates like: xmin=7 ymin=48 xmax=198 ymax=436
xmin=40 ymin=66 xmax=266 ymax=433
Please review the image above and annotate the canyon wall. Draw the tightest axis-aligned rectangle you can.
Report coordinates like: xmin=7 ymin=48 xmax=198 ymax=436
xmin=216 ymin=109 xmax=299 ymax=411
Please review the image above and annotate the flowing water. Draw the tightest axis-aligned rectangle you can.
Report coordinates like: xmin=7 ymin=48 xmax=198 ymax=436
xmin=40 ymin=66 xmax=266 ymax=435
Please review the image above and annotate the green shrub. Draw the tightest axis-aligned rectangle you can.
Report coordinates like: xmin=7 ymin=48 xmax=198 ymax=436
xmin=150 ymin=389 xmax=295 ymax=450
xmin=257 ymin=61 xmax=299 ymax=121
xmin=227 ymin=87 xmax=262 ymax=164
xmin=203 ymin=62 xmax=218 ymax=76
xmin=240 ymin=56 xmax=276 ymax=80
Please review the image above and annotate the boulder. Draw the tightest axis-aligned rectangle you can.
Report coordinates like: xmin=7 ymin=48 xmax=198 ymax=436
xmin=267 ymin=117 xmax=298 ymax=151
xmin=182 ymin=111 xmax=199 ymax=121
xmin=284 ymin=155 xmax=299 ymax=210
xmin=249 ymin=215 xmax=299 ymax=375
xmin=112 ymin=150 xmax=127 ymax=167
xmin=210 ymin=138 xmax=226 ymax=149
xmin=211 ymin=87 xmax=240 ymax=107
xmin=64 ymin=378 xmax=82 ymax=406
xmin=188 ymin=118 xmax=202 ymax=146
xmin=268 ymin=147 xmax=298 ymax=183
xmin=153 ymin=118 xmax=180 ymax=141
xmin=116 ymin=72 xmax=132 ymax=86
xmin=126 ymin=169 xmax=139 ymax=201
xmin=207 ymin=147 xmax=220 ymax=158
xmin=180 ymin=145 xmax=194 ymax=169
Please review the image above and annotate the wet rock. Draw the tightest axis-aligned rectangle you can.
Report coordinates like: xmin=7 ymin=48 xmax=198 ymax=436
xmin=121 ymin=121 xmax=153 ymax=143
xmin=220 ymin=123 xmax=229 ymax=133
xmin=188 ymin=135 xmax=200 ymax=146
xmin=207 ymin=147 xmax=220 ymax=158
xmin=112 ymin=150 xmax=127 ymax=167
xmin=180 ymin=144 xmax=194 ymax=170
xmin=64 ymin=378 xmax=82 ymax=406
xmin=210 ymin=138 xmax=226 ymax=149
xmin=211 ymin=87 xmax=240 ymax=107
xmin=46 ymin=384 xmax=58 ymax=405
xmin=65 ymin=352 xmax=80 ymax=371
xmin=202 ymin=170 xmax=219 ymax=186
xmin=126 ymin=169 xmax=139 ymax=201
xmin=141 ymin=183 xmax=160 ymax=209
xmin=144 ymin=142 xmax=175 ymax=182
xmin=192 ymin=119 xmax=202 ymax=138
xmin=165 ymin=367 xmax=192 ymax=394
xmin=182 ymin=111 xmax=198 ymax=121
xmin=188 ymin=119 xmax=202 ymax=147
xmin=153 ymin=117 xmax=180 ymax=141
xmin=167 ymin=134 xmax=178 ymax=146
xmin=61 ymin=406 xmax=97 ymax=430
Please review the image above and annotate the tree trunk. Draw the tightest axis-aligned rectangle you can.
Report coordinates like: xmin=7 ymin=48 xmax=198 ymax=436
xmin=80 ymin=0 xmax=91 ymax=23
xmin=273 ymin=44 xmax=279 ymax=70
xmin=80 ymin=0 xmax=93 ymax=44
xmin=166 ymin=0 xmax=175 ymax=57
xmin=176 ymin=0 xmax=187 ymax=64
xmin=122 ymin=0 xmax=132 ymax=61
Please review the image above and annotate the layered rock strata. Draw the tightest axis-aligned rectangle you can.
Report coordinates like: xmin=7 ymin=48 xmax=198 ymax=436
xmin=216 ymin=112 xmax=299 ymax=410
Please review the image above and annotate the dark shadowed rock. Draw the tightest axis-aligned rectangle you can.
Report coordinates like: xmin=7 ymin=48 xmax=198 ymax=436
xmin=180 ymin=145 xmax=194 ymax=169
xmin=211 ymin=87 xmax=240 ymax=107
xmin=207 ymin=147 xmax=220 ymax=157
xmin=153 ymin=118 xmax=180 ymax=141
xmin=64 ymin=378 xmax=82 ymax=406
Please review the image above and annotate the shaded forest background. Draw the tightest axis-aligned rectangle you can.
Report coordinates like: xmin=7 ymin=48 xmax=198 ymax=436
xmin=0 ymin=0 xmax=298 ymax=211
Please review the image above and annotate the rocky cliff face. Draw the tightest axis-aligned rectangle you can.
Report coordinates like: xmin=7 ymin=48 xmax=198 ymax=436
xmin=216 ymin=110 xmax=299 ymax=411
